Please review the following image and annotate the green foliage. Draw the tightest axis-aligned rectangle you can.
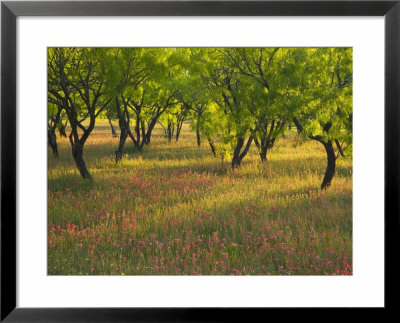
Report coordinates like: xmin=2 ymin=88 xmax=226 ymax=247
xmin=48 ymin=47 xmax=352 ymax=178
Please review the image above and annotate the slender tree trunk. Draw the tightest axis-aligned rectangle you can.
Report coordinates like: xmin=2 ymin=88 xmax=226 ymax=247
xmin=71 ymin=142 xmax=91 ymax=179
xmin=167 ymin=122 xmax=173 ymax=142
xmin=195 ymin=117 xmax=201 ymax=146
xmin=335 ymin=139 xmax=345 ymax=157
xmin=254 ymin=137 xmax=269 ymax=163
xmin=48 ymin=129 xmax=58 ymax=157
xmin=145 ymin=120 xmax=157 ymax=145
xmin=176 ymin=121 xmax=184 ymax=142
xmin=141 ymin=121 xmax=146 ymax=144
xmin=208 ymin=138 xmax=216 ymax=157
xmin=108 ymin=117 xmax=118 ymax=137
xmin=196 ymin=129 xmax=201 ymax=147
xmin=239 ymin=136 xmax=253 ymax=161
xmin=321 ymin=140 xmax=336 ymax=190
xmin=145 ymin=129 xmax=152 ymax=144
xmin=231 ymin=138 xmax=245 ymax=169
xmin=115 ymin=128 xmax=128 ymax=162
xmin=135 ymin=117 xmax=141 ymax=148
xmin=115 ymin=98 xmax=128 ymax=160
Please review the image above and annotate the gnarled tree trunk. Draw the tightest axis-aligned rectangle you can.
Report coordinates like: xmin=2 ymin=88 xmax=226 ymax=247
xmin=321 ymin=140 xmax=336 ymax=190
xmin=231 ymin=136 xmax=253 ymax=169
xmin=48 ymin=129 xmax=58 ymax=157
xmin=71 ymin=142 xmax=91 ymax=180
xmin=231 ymin=138 xmax=245 ymax=169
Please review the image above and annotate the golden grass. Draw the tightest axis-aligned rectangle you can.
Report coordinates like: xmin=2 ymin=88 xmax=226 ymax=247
xmin=48 ymin=120 xmax=352 ymax=275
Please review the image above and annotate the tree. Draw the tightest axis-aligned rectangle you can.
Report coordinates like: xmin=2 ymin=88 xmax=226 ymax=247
xmin=47 ymin=103 xmax=62 ymax=157
xmin=224 ymin=48 xmax=302 ymax=162
xmin=293 ymin=48 xmax=352 ymax=189
xmin=158 ymin=102 xmax=189 ymax=142
xmin=104 ymin=48 xmax=150 ymax=161
xmin=107 ymin=48 xmax=179 ymax=161
xmin=186 ymin=48 xmax=255 ymax=168
xmin=48 ymin=48 xmax=112 ymax=179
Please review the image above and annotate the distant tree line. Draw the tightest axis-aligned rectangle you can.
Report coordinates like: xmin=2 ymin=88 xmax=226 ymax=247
xmin=48 ymin=47 xmax=352 ymax=189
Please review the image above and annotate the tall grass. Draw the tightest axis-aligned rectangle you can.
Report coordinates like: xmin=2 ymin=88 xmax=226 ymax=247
xmin=48 ymin=121 xmax=352 ymax=275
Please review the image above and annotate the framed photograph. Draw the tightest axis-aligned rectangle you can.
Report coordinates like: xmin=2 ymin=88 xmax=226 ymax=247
xmin=1 ymin=0 xmax=398 ymax=321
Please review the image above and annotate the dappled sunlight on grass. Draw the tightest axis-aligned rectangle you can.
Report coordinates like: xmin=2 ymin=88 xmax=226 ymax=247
xmin=48 ymin=121 xmax=352 ymax=275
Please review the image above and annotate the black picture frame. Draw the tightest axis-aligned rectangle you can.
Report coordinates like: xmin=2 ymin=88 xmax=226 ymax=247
xmin=1 ymin=0 xmax=398 ymax=321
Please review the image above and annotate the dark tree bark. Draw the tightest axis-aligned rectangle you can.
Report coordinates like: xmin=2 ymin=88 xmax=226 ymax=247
xmin=144 ymin=120 xmax=157 ymax=145
xmin=175 ymin=126 xmax=182 ymax=142
xmin=196 ymin=128 xmax=201 ymax=147
xmin=167 ymin=121 xmax=174 ymax=142
xmin=321 ymin=140 xmax=336 ymax=190
xmin=253 ymin=119 xmax=283 ymax=163
xmin=48 ymin=106 xmax=63 ymax=157
xmin=254 ymin=137 xmax=270 ymax=162
xmin=48 ymin=129 xmax=58 ymax=157
xmin=48 ymin=48 xmax=111 ymax=180
xmin=231 ymin=136 xmax=253 ymax=169
xmin=208 ymin=138 xmax=216 ymax=157
xmin=58 ymin=120 xmax=68 ymax=137
xmin=66 ymin=113 xmax=98 ymax=180
xmin=141 ymin=121 xmax=146 ymax=145
xmin=108 ymin=116 xmax=118 ymax=137
xmin=175 ymin=116 xmax=185 ymax=142
xmin=231 ymin=138 xmax=245 ymax=169
xmin=127 ymin=91 xmax=177 ymax=149
xmin=239 ymin=136 xmax=253 ymax=161
xmin=335 ymin=139 xmax=345 ymax=158
xmin=115 ymin=97 xmax=138 ymax=161
xmin=71 ymin=141 xmax=91 ymax=180
xmin=259 ymin=145 xmax=268 ymax=162
xmin=293 ymin=117 xmax=338 ymax=190
xmin=115 ymin=128 xmax=127 ymax=162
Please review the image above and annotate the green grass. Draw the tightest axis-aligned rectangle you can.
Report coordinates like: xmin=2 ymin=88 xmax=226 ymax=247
xmin=48 ymin=120 xmax=352 ymax=275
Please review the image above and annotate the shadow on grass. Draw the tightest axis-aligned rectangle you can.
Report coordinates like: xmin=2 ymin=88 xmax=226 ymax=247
xmin=183 ymin=185 xmax=353 ymax=236
xmin=48 ymin=152 xmax=351 ymax=195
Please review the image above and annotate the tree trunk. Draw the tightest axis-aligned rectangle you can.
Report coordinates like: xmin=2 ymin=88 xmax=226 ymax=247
xmin=145 ymin=126 xmax=154 ymax=145
xmin=108 ymin=118 xmax=118 ymax=137
xmin=260 ymin=147 xmax=267 ymax=162
xmin=167 ymin=122 xmax=173 ymax=142
xmin=335 ymin=139 xmax=345 ymax=157
xmin=195 ymin=119 xmax=201 ymax=147
xmin=135 ymin=118 xmax=141 ymax=147
xmin=58 ymin=122 xmax=67 ymax=138
xmin=72 ymin=143 xmax=91 ymax=180
xmin=321 ymin=140 xmax=336 ymax=190
xmin=196 ymin=130 xmax=201 ymax=147
xmin=176 ymin=120 xmax=184 ymax=142
xmin=231 ymin=138 xmax=245 ymax=169
xmin=115 ymin=128 xmax=128 ymax=162
xmin=208 ymin=138 xmax=216 ymax=157
xmin=239 ymin=136 xmax=253 ymax=161
xmin=141 ymin=121 xmax=146 ymax=144
xmin=48 ymin=129 xmax=58 ymax=157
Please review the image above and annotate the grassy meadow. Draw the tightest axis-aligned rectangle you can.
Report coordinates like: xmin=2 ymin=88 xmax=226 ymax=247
xmin=48 ymin=120 xmax=352 ymax=275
